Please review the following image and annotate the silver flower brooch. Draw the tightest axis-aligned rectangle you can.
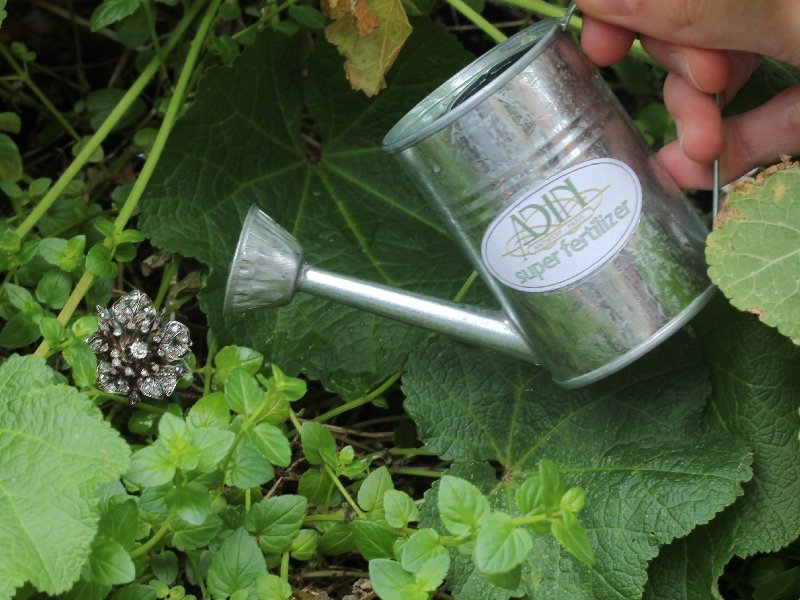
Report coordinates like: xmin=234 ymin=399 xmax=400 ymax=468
xmin=86 ymin=290 xmax=192 ymax=404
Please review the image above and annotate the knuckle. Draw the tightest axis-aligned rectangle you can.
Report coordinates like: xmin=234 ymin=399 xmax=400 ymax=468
xmin=665 ymin=0 xmax=705 ymax=32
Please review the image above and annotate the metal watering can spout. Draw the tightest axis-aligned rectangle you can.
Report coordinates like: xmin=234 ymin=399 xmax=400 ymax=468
xmin=224 ymin=205 xmax=539 ymax=364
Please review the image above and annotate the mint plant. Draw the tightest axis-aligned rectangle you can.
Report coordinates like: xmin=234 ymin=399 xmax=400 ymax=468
xmin=1 ymin=1 xmax=800 ymax=599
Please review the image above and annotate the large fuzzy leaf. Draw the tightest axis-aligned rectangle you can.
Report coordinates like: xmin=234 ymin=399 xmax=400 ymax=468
xmin=706 ymin=161 xmax=800 ymax=344
xmin=139 ymin=24 xmax=472 ymax=398
xmin=0 ymin=355 xmax=131 ymax=598
xmin=403 ymin=335 xmax=752 ymax=600
xmin=644 ymin=298 xmax=800 ymax=599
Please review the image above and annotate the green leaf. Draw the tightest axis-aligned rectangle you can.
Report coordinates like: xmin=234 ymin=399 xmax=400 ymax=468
xmin=139 ymin=25 xmax=471 ymax=398
xmin=72 ymin=315 xmax=98 ymax=339
xmin=244 ymin=495 xmax=307 ymax=554
xmin=166 ymin=483 xmax=210 ymax=526
xmin=39 ymin=316 xmax=68 ymax=348
xmin=288 ymin=4 xmax=325 ymax=29
xmin=213 ymin=345 xmax=263 ymax=383
xmin=384 ymin=489 xmax=419 ymax=529
xmin=0 ymin=311 xmax=40 ymax=348
xmin=706 ymin=164 xmax=800 ymax=344
xmin=98 ymin=499 xmax=138 ymax=551
xmin=82 ymin=536 xmax=135 ymax=585
xmin=150 ymin=550 xmax=178 ymax=584
xmin=474 ymin=512 xmax=532 ymax=575
xmin=225 ymin=367 xmax=263 ymax=415
xmin=188 ymin=391 xmax=230 ymax=429
xmin=267 ymin=364 xmax=306 ymax=402
xmin=110 ymin=584 xmax=157 ymax=600
xmin=300 ymin=421 xmax=337 ymax=467
xmin=318 ymin=523 xmax=354 ymax=555
xmin=171 ymin=513 xmax=223 ymax=552
xmin=191 ymin=427 xmax=235 ymax=473
xmin=437 ymin=475 xmax=490 ymax=537
xmin=405 ymin=336 xmax=752 ymax=599
xmin=414 ymin=553 xmax=450 ymax=592
xmin=255 ymin=572 xmax=292 ymax=600
xmin=369 ymin=559 xmax=429 ymax=600
xmin=352 ymin=520 xmax=396 ymax=561
xmin=246 ymin=422 xmax=291 ymax=467
xmin=63 ymin=342 xmax=98 ymax=388
xmin=0 ymin=355 xmax=130 ymax=597
xmin=645 ymin=299 xmax=800 ymax=599
xmin=225 ymin=442 xmax=274 ymax=489
xmin=64 ymin=579 xmax=111 ymax=600
xmin=206 ymin=528 xmax=266 ymax=600
xmin=358 ymin=466 xmax=394 ymax=511
xmin=159 ymin=413 xmax=199 ymax=471
xmin=401 ymin=528 xmax=447 ymax=572
xmin=297 ymin=466 xmax=336 ymax=506
xmin=0 ymin=132 xmax=22 ymax=181
xmin=550 ymin=512 xmax=595 ymax=565
xmin=86 ymin=243 xmax=118 ymax=278
xmin=290 ymin=528 xmax=318 ymax=560
xmin=0 ymin=112 xmax=21 ymax=133
xmin=90 ymin=0 xmax=140 ymax=31
xmin=126 ymin=443 xmax=175 ymax=487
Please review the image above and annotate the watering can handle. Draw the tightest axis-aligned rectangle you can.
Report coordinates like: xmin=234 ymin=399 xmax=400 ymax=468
xmin=559 ymin=2 xmax=578 ymax=31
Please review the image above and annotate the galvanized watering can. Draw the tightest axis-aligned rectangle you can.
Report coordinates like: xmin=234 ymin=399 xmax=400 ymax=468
xmin=224 ymin=12 xmax=715 ymax=388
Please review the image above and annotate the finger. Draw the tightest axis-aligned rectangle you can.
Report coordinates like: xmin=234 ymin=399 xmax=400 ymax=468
xmin=640 ymin=38 xmax=761 ymax=101
xmin=656 ymin=143 xmax=714 ymax=189
xmin=573 ymin=0 xmax=800 ymax=66
xmin=579 ymin=15 xmax=636 ymax=65
xmin=663 ymin=72 xmax=724 ymax=163
xmin=640 ymin=36 xmax=729 ymax=94
xmin=723 ymin=84 xmax=800 ymax=179
xmin=658 ymin=84 xmax=800 ymax=188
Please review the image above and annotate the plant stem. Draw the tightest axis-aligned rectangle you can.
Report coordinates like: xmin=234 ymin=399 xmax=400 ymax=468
xmin=15 ymin=1 xmax=200 ymax=241
xmin=91 ymin=389 xmax=168 ymax=414
xmin=34 ymin=0 xmax=218 ymax=357
xmin=153 ymin=255 xmax=181 ymax=310
xmin=322 ymin=463 xmax=366 ymax=519
xmin=316 ymin=371 xmax=401 ymax=423
xmin=391 ymin=467 xmax=443 ymax=478
xmin=445 ymin=0 xmax=507 ymax=43
xmin=280 ymin=550 xmax=290 ymax=580
xmin=203 ymin=338 xmax=217 ymax=396
xmin=0 ymin=44 xmax=80 ymax=141
xmin=188 ymin=553 xmax=209 ymax=598
xmin=511 ymin=513 xmax=552 ymax=526
xmin=304 ymin=512 xmax=345 ymax=524
xmin=297 ymin=569 xmax=370 ymax=579
xmin=130 ymin=516 xmax=172 ymax=558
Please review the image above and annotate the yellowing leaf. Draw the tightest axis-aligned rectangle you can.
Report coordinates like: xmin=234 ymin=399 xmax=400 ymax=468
xmin=324 ymin=0 xmax=412 ymax=96
xmin=706 ymin=160 xmax=800 ymax=344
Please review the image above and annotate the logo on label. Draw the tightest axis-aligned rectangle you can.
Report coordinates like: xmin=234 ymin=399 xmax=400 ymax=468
xmin=481 ymin=158 xmax=642 ymax=292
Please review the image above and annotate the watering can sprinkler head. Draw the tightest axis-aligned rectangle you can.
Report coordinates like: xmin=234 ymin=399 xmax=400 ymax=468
xmin=223 ymin=205 xmax=303 ymax=315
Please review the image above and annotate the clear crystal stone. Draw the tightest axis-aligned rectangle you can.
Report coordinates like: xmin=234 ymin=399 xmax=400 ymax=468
xmin=129 ymin=340 xmax=148 ymax=359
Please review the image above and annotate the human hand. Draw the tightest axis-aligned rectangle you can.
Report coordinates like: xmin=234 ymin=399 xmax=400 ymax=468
xmin=573 ymin=0 xmax=800 ymax=188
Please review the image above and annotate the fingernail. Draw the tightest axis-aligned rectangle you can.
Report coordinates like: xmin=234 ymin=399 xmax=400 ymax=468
xmin=669 ymin=53 xmax=699 ymax=89
xmin=581 ymin=0 xmax=635 ymax=16
xmin=674 ymin=118 xmax=684 ymax=153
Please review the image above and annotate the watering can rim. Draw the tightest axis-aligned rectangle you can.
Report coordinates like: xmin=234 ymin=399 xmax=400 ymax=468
xmin=382 ymin=18 xmax=562 ymax=154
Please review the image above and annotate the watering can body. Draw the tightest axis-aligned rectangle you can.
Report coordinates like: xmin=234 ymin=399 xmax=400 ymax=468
xmin=225 ymin=18 xmax=714 ymax=388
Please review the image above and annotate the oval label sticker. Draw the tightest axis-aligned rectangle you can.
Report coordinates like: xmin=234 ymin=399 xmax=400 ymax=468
xmin=481 ymin=158 xmax=642 ymax=292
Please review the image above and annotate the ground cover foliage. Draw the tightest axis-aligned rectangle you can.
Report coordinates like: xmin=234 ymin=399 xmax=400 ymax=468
xmin=1 ymin=1 xmax=799 ymax=599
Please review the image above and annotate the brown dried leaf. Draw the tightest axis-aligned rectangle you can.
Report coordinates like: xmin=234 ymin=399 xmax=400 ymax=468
xmin=324 ymin=0 xmax=412 ymax=96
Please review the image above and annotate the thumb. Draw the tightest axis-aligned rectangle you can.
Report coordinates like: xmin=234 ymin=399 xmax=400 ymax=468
xmin=573 ymin=0 xmax=800 ymax=66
